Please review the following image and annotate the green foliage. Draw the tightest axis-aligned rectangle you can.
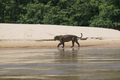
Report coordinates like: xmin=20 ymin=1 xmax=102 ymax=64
xmin=90 ymin=0 xmax=120 ymax=28
xmin=0 ymin=0 xmax=120 ymax=29
xmin=17 ymin=3 xmax=48 ymax=24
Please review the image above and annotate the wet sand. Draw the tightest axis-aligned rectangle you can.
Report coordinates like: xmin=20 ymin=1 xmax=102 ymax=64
xmin=0 ymin=39 xmax=120 ymax=49
xmin=0 ymin=47 xmax=120 ymax=80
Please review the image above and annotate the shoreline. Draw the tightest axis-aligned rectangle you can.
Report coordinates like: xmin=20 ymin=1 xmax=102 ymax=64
xmin=0 ymin=40 xmax=120 ymax=49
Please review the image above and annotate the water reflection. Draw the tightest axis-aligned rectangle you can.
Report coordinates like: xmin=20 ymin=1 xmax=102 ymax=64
xmin=0 ymin=48 xmax=120 ymax=80
xmin=55 ymin=48 xmax=79 ymax=62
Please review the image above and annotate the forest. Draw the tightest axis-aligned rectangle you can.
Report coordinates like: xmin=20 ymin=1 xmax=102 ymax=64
xmin=0 ymin=0 xmax=120 ymax=29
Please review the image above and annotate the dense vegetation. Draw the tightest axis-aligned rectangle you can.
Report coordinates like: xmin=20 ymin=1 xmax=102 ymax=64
xmin=0 ymin=0 xmax=120 ymax=29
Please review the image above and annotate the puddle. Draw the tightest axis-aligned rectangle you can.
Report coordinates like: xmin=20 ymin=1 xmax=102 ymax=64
xmin=0 ymin=48 xmax=120 ymax=80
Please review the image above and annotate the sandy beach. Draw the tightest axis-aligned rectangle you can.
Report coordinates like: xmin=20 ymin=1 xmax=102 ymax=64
xmin=0 ymin=23 xmax=120 ymax=48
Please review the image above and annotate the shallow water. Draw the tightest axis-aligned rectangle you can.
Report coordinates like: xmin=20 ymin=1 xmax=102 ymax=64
xmin=0 ymin=48 xmax=120 ymax=80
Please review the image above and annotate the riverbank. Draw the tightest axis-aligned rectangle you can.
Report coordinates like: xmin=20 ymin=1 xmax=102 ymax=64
xmin=0 ymin=24 xmax=120 ymax=48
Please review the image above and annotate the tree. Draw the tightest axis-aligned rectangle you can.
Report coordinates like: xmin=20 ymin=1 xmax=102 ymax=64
xmin=17 ymin=3 xmax=49 ymax=24
xmin=0 ymin=0 xmax=120 ymax=29
xmin=0 ymin=0 xmax=22 ymax=23
xmin=0 ymin=0 xmax=4 ymax=22
xmin=89 ymin=1 xmax=120 ymax=28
